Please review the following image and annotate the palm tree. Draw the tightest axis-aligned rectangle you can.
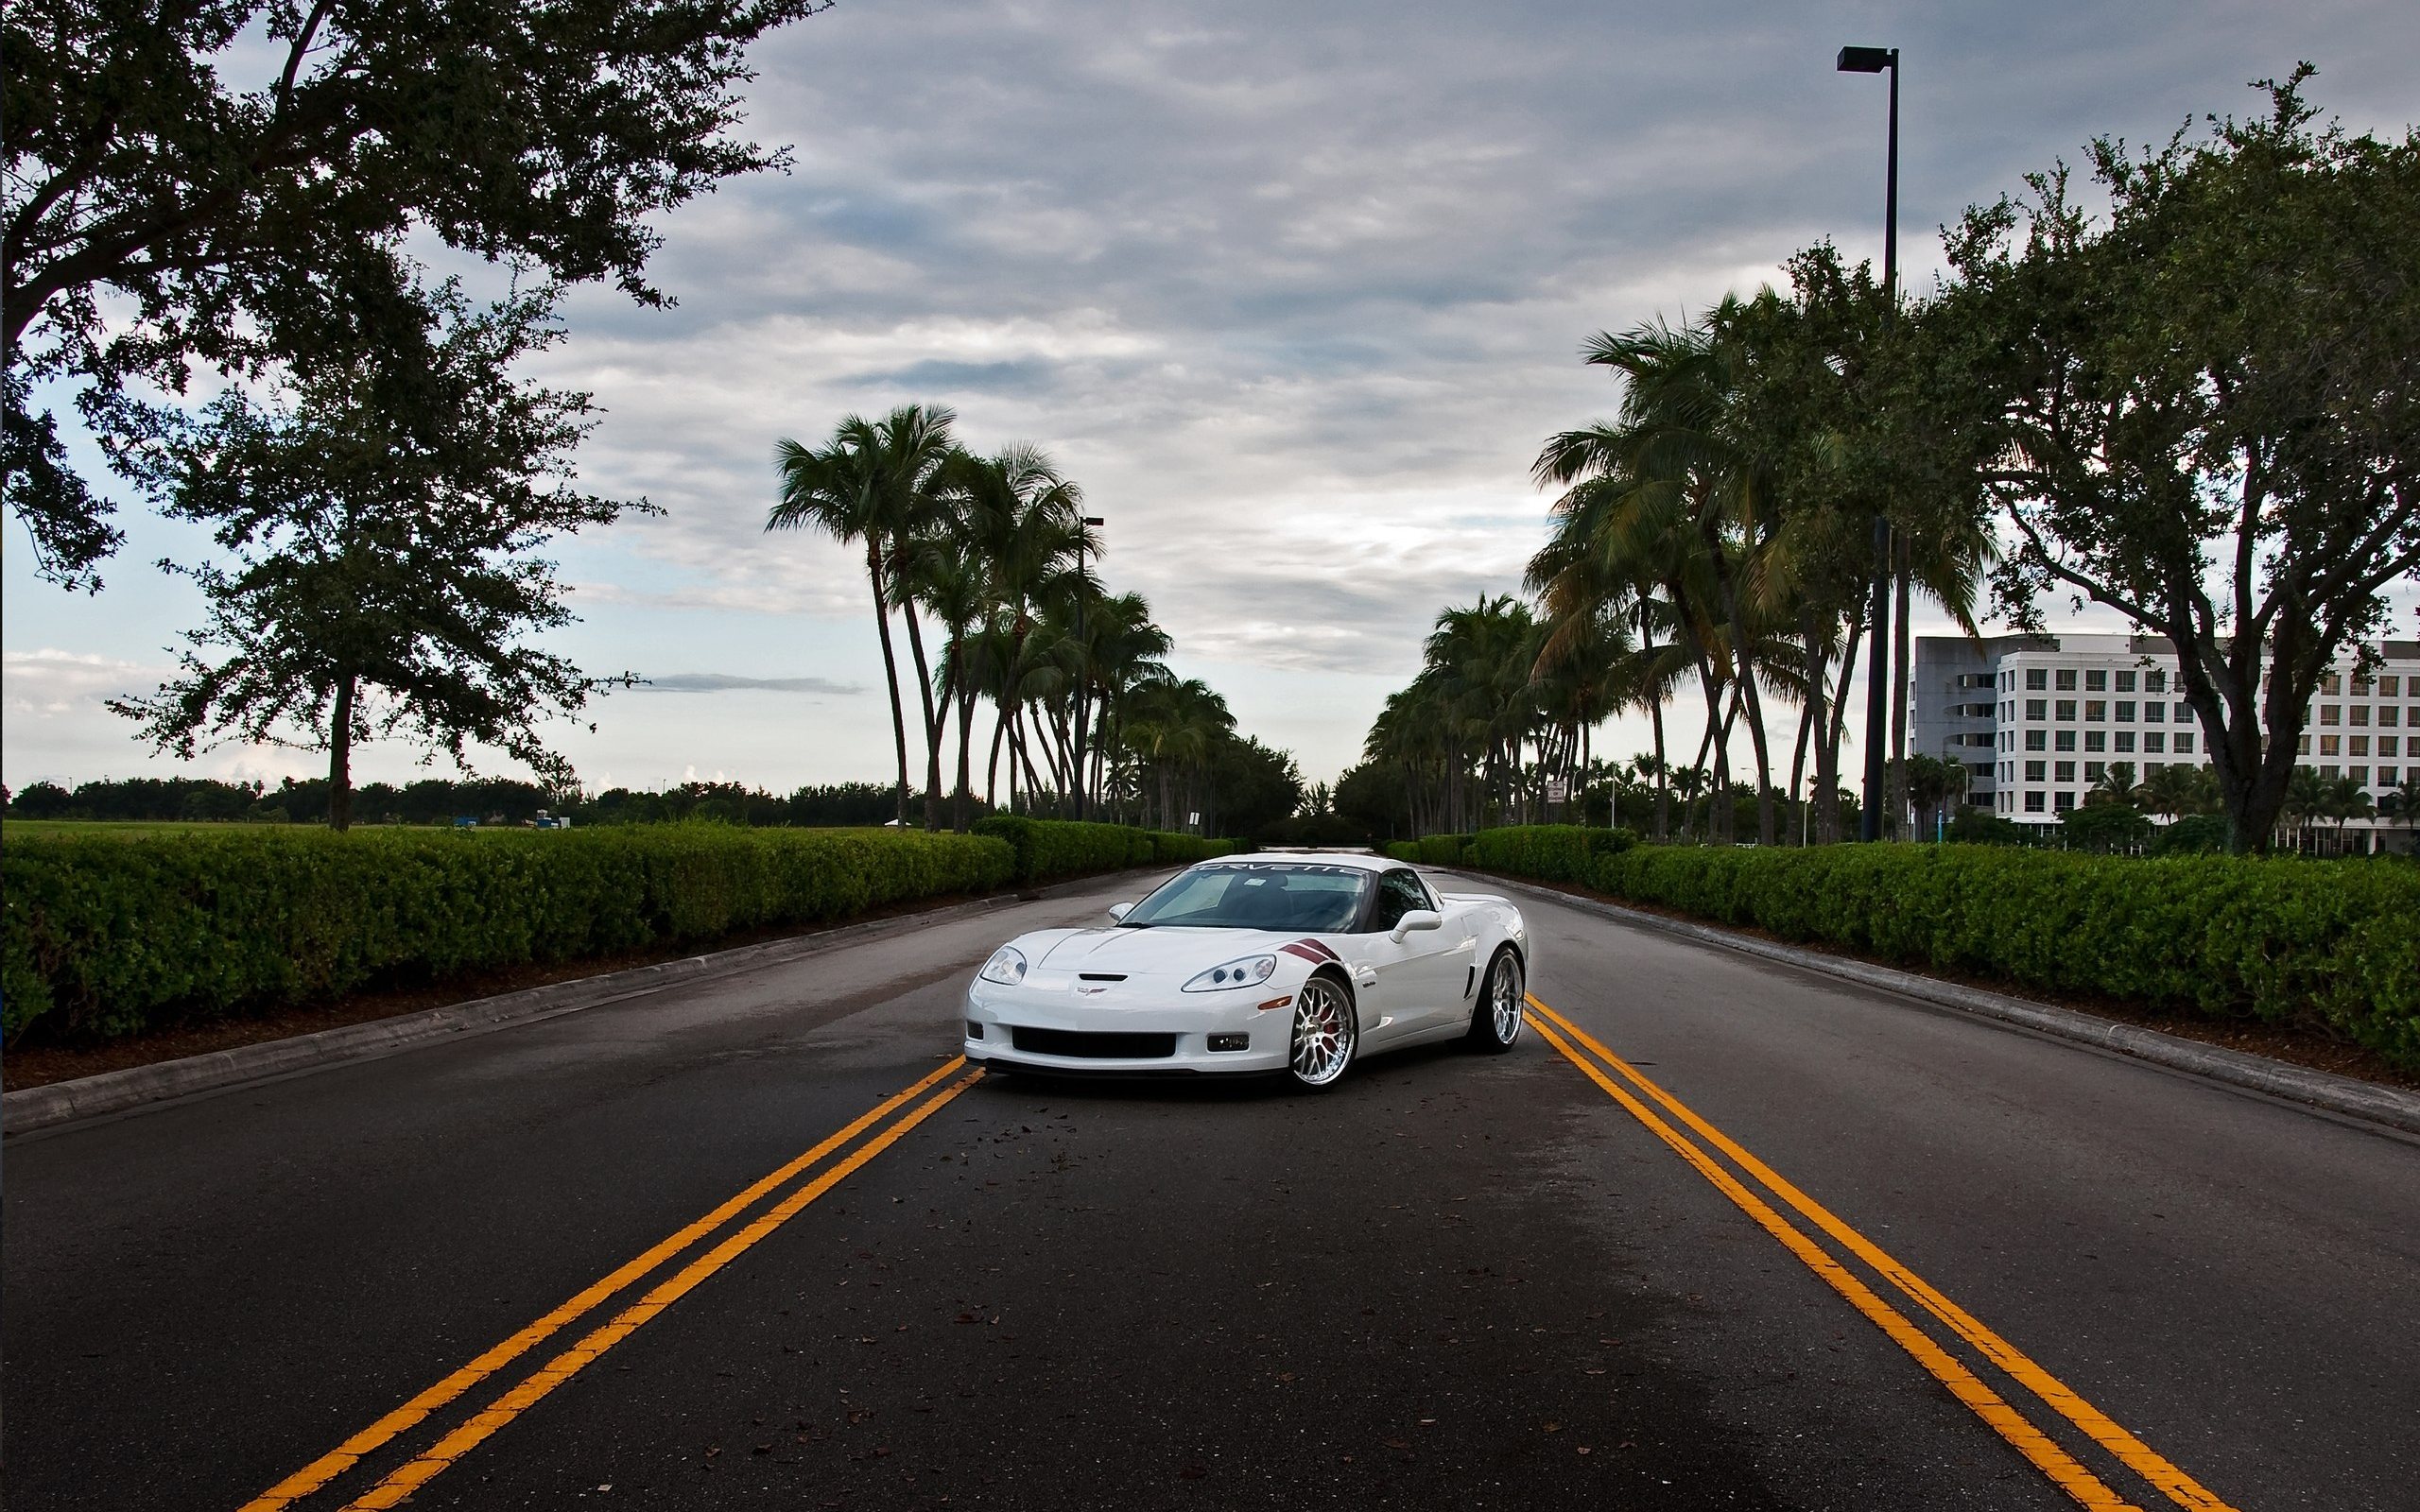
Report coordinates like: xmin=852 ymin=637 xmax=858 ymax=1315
xmin=2141 ymin=762 xmax=2199 ymax=822
xmin=2380 ymin=771 xmax=2420 ymax=844
xmin=2087 ymin=761 xmax=2142 ymax=810
xmin=2280 ymin=765 xmax=2329 ymax=850
xmin=1906 ymin=752 xmax=1969 ymax=838
xmin=769 ymin=425 xmax=915 ymax=824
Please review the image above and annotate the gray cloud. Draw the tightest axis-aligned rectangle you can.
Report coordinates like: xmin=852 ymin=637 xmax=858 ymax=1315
xmin=14 ymin=2 xmax=2418 ymax=790
xmin=638 ymin=673 xmax=865 ymax=696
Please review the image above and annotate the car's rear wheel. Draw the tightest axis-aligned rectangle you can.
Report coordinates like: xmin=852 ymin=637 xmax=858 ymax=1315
xmin=1467 ymin=948 xmax=1524 ymax=1053
xmin=1288 ymin=974 xmax=1357 ymax=1090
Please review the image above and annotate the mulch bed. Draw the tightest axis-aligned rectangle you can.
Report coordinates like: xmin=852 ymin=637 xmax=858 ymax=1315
xmin=1462 ymin=868 xmax=2420 ymax=1095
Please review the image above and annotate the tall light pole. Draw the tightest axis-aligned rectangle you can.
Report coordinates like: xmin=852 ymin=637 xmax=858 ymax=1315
xmin=1072 ymin=514 xmax=1105 ymax=819
xmin=1837 ymin=43 xmax=1898 ymax=842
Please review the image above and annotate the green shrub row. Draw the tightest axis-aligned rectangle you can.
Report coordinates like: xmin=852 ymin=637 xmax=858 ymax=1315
xmin=1435 ymin=828 xmax=2420 ymax=1069
xmin=1384 ymin=834 xmax=1475 ymax=867
xmin=2 ymin=824 xmax=1028 ymax=1043
xmin=972 ymin=816 xmax=1232 ymax=883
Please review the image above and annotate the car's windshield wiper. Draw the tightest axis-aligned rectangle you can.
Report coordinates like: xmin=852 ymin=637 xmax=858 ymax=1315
xmin=1115 ymin=919 xmax=1154 ymax=928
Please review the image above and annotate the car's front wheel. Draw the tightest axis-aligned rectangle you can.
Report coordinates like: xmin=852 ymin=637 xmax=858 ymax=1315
xmin=1467 ymin=947 xmax=1524 ymax=1053
xmin=1287 ymin=973 xmax=1357 ymax=1090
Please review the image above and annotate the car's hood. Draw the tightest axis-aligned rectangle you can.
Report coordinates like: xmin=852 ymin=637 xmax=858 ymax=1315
xmin=1028 ymin=925 xmax=1316 ymax=980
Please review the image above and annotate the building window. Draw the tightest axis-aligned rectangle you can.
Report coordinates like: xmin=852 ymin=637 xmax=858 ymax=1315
xmin=2084 ymin=761 xmax=2106 ymax=782
xmin=2174 ymin=732 xmax=2196 ymax=754
xmin=2351 ymin=704 xmax=2370 ymax=727
xmin=2143 ymin=701 xmax=2164 ymax=723
xmin=2145 ymin=761 xmax=2165 ymax=776
xmin=2025 ymin=760 xmax=2047 ymax=782
xmin=2350 ymin=765 xmax=2370 ymax=786
xmin=2321 ymin=673 xmax=2342 ymax=696
xmin=2352 ymin=676 xmax=2373 ymax=696
xmin=2321 ymin=764 xmax=2340 ymax=779
xmin=2382 ymin=736 xmax=2400 ymax=758
xmin=2116 ymin=670 xmax=2137 ymax=692
xmin=2055 ymin=668 xmax=2078 ymax=691
xmin=2147 ymin=669 xmax=2168 ymax=693
xmin=2115 ymin=731 xmax=2136 ymax=753
xmin=2144 ymin=732 xmax=2166 ymax=754
xmin=2054 ymin=761 xmax=2076 ymax=782
xmin=2084 ymin=669 xmax=2107 ymax=692
xmin=2054 ymin=730 xmax=2077 ymax=752
xmin=2321 ymin=734 xmax=2341 ymax=756
xmin=2115 ymin=700 xmax=2135 ymax=721
xmin=2055 ymin=699 xmax=2077 ymax=721
xmin=2054 ymin=791 xmax=2077 ymax=812
xmin=2381 ymin=705 xmax=2400 ymax=728
xmin=2026 ymin=698 xmax=2047 ymax=720
xmin=2026 ymin=668 xmax=2048 ymax=691
xmin=2297 ymin=734 xmax=2310 ymax=754
xmin=2172 ymin=702 xmax=2190 ymax=721
xmin=2380 ymin=675 xmax=2400 ymax=697
xmin=2025 ymin=730 xmax=2047 ymax=751
xmin=2025 ymin=790 xmax=2045 ymax=813
xmin=2351 ymin=735 xmax=2370 ymax=756
xmin=2082 ymin=730 xmax=2104 ymax=752
xmin=2083 ymin=699 xmax=2105 ymax=721
xmin=2321 ymin=705 xmax=2341 ymax=726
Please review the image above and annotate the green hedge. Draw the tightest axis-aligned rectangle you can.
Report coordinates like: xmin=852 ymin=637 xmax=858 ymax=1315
xmin=973 ymin=816 xmax=1232 ymax=884
xmin=1 ymin=825 xmax=1016 ymax=1043
xmin=1449 ymin=829 xmax=2420 ymax=1070
xmin=1385 ymin=834 xmax=1472 ymax=866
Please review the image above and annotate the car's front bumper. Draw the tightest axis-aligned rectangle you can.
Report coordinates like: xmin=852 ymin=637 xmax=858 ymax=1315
xmin=962 ymin=980 xmax=1294 ymax=1075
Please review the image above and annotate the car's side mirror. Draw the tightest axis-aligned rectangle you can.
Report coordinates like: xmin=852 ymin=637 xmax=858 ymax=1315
xmin=1107 ymin=902 xmax=1134 ymax=922
xmin=1391 ymin=909 xmax=1443 ymax=943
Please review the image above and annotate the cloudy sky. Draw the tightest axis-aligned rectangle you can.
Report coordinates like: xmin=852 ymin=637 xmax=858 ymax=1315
xmin=8 ymin=0 xmax=2419 ymax=796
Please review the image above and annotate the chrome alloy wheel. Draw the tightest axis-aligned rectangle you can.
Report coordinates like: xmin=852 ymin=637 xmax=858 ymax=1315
xmin=1488 ymin=952 xmax=1525 ymax=1045
xmin=1288 ymin=976 xmax=1357 ymax=1088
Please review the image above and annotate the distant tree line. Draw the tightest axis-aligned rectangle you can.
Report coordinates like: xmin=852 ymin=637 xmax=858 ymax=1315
xmin=0 ymin=772 xmax=1315 ymax=839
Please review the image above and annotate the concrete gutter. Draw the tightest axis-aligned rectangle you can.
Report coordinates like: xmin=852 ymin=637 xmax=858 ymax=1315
xmin=4 ymin=887 xmax=1049 ymax=1139
xmin=1443 ymin=867 xmax=2420 ymax=1140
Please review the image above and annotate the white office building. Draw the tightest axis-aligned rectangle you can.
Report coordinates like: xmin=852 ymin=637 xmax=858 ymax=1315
xmin=1910 ymin=632 xmax=2420 ymax=849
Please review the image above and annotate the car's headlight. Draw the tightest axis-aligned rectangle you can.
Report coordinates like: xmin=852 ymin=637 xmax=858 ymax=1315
xmin=1184 ymin=954 xmax=1277 ymax=992
xmin=978 ymin=947 xmax=1029 ymax=987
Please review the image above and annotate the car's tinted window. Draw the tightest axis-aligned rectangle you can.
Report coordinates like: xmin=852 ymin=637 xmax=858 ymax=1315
xmin=1119 ymin=863 xmax=1367 ymax=932
xmin=1369 ymin=869 xmax=1430 ymax=932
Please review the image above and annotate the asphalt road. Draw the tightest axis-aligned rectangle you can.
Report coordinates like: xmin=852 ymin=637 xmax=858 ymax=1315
xmin=6 ymin=868 xmax=2415 ymax=1511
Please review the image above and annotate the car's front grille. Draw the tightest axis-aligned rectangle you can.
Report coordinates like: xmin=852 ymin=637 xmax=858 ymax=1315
xmin=1011 ymin=1027 xmax=1176 ymax=1059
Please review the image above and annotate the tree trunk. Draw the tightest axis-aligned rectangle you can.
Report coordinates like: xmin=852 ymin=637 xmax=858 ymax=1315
xmin=1822 ymin=610 xmax=1864 ymax=845
xmin=953 ymin=678 xmax=977 ymax=832
xmin=1888 ymin=538 xmax=1912 ymax=839
xmin=867 ymin=541 xmax=911 ymax=826
xmin=326 ymin=671 xmax=357 ymax=833
xmin=1650 ymin=698 xmax=1669 ymax=841
xmin=985 ymin=701 xmax=1010 ymax=810
xmin=895 ymin=590 xmax=943 ymax=831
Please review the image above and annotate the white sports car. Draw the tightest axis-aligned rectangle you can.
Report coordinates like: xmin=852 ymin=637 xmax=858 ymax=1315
xmin=962 ymin=852 xmax=1532 ymax=1090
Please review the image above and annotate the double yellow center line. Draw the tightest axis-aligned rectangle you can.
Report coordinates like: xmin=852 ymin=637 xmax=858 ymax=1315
xmin=240 ymin=1058 xmax=984 ymax=1512
xmin=1524 ymin=996 xmax=2238 ymax=1512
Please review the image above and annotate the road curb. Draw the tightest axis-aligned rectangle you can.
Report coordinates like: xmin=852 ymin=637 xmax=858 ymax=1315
xmin=3 ymin=881 xmax=1105 ymax=1139
xmin=1442 ymin=868 xmax=2420 ymax=1139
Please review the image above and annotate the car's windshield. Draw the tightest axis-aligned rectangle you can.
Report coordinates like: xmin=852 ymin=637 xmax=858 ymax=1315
xmin=1119 ymin=862 xmax=1368 ymax=932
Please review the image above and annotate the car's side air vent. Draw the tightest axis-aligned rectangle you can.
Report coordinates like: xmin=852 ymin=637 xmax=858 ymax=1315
xmin=1078 ymin=972 xmax=1128 ymax=981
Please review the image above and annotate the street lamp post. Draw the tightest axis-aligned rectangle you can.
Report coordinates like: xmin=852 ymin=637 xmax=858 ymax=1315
xmin=1837 ymin=43 xmax=1899 ymax=843
xmin=1073 ymin=515 xmax=1105 ymax=819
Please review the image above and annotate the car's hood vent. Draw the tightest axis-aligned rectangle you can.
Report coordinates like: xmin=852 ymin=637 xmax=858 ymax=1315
xmin=1077 ymin=972 xmax=1128 ymax=982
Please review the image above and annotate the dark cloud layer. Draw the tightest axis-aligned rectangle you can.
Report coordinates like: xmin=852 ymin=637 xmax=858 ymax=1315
xmin=542 ymin=0 xmax=2419 ymax=703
